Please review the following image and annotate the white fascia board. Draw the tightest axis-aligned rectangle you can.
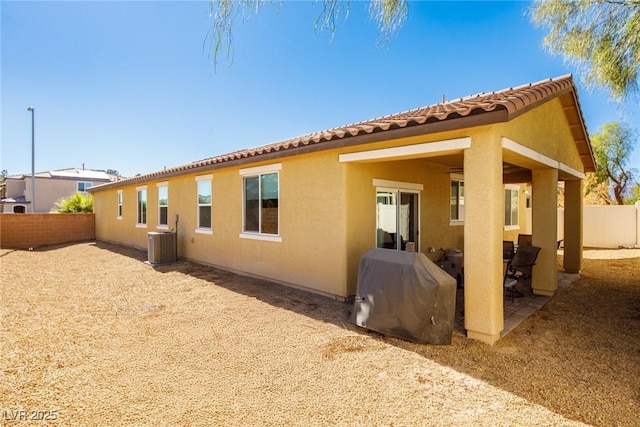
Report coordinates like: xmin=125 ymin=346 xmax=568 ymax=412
xmin=502 ymin=138 xmax=585 ymax=179
xmin=558 ymin=162 xmax=585 ymax=179
xmin=339 ymin=137 xmax=471 ymax=163
xmin=501 ymin=138 xmax=557 ymax=169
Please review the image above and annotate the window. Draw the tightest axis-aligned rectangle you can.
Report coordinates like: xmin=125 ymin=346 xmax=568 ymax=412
xmin=77 ymin=181 xmax=92 ymax=192
xmin=450 ymin=174 xmax=464 ymax=223
xmin=137 ymin=186 xmax=147 ymax=226
xmin=117 ymin=190 xmax=123 ymax=218
xmin=196 ymin=175 xmax=212 ymax=232
xmin=157 ymin=183 xmax=168 ymax=228
xmin=240 ymin=164 xmax=281 ymax=241
xmin=504 ymin=186 xmax=519 ymax=228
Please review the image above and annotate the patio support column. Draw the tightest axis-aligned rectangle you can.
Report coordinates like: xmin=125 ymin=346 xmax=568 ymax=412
xmin=463 ymin=136 xmax=504 ymax=344
xmin=563 ymin=179 xmax=583 ymax=274
xmin=531 ymin=168 xmax=559 ymax=296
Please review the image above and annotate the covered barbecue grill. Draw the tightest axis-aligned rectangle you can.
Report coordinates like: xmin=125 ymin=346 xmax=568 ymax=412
xmin=351 ymin=248 xmax=457 ymax=345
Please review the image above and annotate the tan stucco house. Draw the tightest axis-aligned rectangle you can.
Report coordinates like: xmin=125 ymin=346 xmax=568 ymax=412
xmin=88 ymin=75 xmax=595 ymax=344
xmin=1 ymin=167 xmax=118 ymax=213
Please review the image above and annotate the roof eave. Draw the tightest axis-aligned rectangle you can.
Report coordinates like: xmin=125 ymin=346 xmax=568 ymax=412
xmin=89 ymin=108 xmax=510 ymax=192
xmin=89 ymin=75 xmax=597 ymax=191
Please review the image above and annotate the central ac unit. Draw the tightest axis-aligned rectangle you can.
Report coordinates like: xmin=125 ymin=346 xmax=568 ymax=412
xmin=147 ymin=231 xmax=177 ymax=264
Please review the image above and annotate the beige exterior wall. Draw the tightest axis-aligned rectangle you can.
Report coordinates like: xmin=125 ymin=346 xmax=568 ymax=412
xmin=92 ymin=96 xmax=588 ymax=305
xmin=501 ymin=98 xmax=585 ymax=173
xmin=95 ymin=151 xmax=351 ymax=298
xmin=2 ymin=179 xmax=30 ymax=213
xmin=4 ymin=176 xmax=106 ymax=213
xmin=4 ymin=180 xmax=25 ymax=198
xmin=31 ymin=177 xmax=82 ymax=212
xmin=344 ymin=158 xmax=464 ymax=295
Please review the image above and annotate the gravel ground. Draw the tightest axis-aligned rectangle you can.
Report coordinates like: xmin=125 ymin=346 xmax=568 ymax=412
xmin=1 ymin=242 xmax=639 ymax=426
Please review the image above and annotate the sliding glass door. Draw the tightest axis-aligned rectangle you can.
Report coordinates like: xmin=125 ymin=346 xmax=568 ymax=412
xmin=376 ymin=190 xmax=419 ymax=251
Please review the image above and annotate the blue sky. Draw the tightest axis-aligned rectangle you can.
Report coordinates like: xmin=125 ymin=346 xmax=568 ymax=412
xmin=2 ymin=0 xmax=638 ymax=178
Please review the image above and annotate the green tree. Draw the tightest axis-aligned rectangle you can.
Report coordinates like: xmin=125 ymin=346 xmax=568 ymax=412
xmin=530 ymin=0 xmax=640 ymax=99
xmin=589 ymin=122 xmax=638 ymax=204
xmin=55 ymin=193 xmax=94 ymax=213
xmin=583 ymin=172 xmax=615 ymax=205
xmin=0 ymin=169 xmax=7 ymax=199
xmin=627 ymin=182 xmax=640 ymax=204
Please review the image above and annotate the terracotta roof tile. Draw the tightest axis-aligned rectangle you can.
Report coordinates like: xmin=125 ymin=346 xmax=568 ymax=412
xmin=90 ymin=74 xmax=592 ymax=190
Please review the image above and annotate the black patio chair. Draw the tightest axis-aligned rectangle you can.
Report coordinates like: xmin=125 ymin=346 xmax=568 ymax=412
xmin=436 ymin=248 xmax=464 ymax=288
xmin=503 ymin=259 xmax=519 ymax=302
xmin=503 ymin=240 xmax=515 ymax=261
xmin=507 ymin=245 xmax=541 ymax=282
xmin=517 ymin=233 xmax=533 ymax=247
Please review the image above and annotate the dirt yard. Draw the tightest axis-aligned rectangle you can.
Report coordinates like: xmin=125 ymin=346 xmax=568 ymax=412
xmin=1 ymin=242 xmax=639 ymax=426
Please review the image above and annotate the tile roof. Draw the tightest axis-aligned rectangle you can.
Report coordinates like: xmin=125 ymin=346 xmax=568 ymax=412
xmin=90 ymin=74 xmax=593 ymax=190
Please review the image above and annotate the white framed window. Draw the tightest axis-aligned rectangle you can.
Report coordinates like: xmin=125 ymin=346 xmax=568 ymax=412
xmin=196 ymin=175 xmax=212 ymax=233
xmin=117 ymin=190 xmax=123 ymax=219
xmin=449 ymin=173 xmax=464 ymax=225
xmin=77 ymin=181 xmax=92 ymax=192
xmin=504 ymin=185 xmax=520 ymax=229
xmin=157 ymin=182 xmax=168 ymax=229
xmin=239 ymin=163 xmax=281 ymax=242
xmin=136 ymin=186 xmax=147 ymax=227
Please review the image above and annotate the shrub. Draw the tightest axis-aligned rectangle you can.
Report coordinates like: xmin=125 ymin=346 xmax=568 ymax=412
xmin=55 ymin=193 xmax=94 ymax=213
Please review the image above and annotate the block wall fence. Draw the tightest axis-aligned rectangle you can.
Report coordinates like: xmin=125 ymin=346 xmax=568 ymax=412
xmin=0 ymin=213 xmax=95 ymax=249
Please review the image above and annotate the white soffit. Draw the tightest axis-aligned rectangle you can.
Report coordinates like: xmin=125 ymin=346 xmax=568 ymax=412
xmin=501 ymin=137 xmax=585 ymax=179
xmin=338 ymin=137 xmax=471 ymax=163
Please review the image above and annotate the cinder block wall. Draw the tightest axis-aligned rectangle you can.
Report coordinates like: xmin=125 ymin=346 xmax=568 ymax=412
xmin=0 ymin=213 xmax=95 ymax=249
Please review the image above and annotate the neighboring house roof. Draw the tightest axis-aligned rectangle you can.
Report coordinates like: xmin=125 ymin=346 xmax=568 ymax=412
xmin=89 ymin=74 xmax=595 ymax=192
xmin=6 ymin=168 xmax=117 ymax=182
xmin=49 ymin=168 xmax=115 ymax=180
xmin=0 ymin=196 xmax=28 ymax=204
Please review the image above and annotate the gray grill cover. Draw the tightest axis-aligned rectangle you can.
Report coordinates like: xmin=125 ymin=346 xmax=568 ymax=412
xmin=351 ymin=248 xmax=457 ymax=345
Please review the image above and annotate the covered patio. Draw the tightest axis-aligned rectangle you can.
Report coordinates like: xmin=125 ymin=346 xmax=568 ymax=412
xmin=340 ymin=76 xmax=596 ymax=344
xmin=454 ymin=269 xmax=580 ymax=337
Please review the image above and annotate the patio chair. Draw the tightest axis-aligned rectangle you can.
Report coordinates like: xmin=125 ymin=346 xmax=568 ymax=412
xmin=503 ymin=259 xmax=519 ymax=302
xmin=517 ymin=233 xmax=533 ymax=247
xmin=503 ymin=240 xmax=515 ymax=261
xmin=507 ymin=245 xmax=541 ymax=282
xmin=437 ymin=248 xmax=464 ymax=288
